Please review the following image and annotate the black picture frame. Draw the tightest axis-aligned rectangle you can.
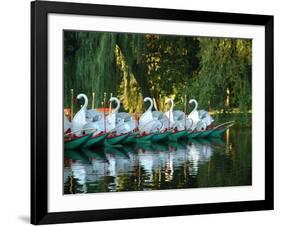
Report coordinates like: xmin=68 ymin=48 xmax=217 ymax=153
xmin=31 ymin=0 xmax=274 ymax=224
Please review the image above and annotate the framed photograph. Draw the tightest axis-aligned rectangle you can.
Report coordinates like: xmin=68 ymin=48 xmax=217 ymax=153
xmin=31 ymin=0 xmax=274 ymax=224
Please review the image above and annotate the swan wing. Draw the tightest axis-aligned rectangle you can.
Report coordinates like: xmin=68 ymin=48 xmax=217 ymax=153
xmin=139 ymin=111 xmax=153 ymax=127
xmin=71 ymin=108 xmax=87 ymax=135
xmin=86 ymin=109 xmax=103 ymax=122
xmin=165 ymin=110 xmax=175 ymax=125
xmin=152 ymin=111 xmax=164 ymax=120
xmin=187 ymin=110 xmax=200 ymax=130
xmin=139 ymin=120 xmax=161 ymax=133
xmin=82 ymin=122 xmax=99 ymax=135
xmin=106 ymin=113 xmax=116 ymax=131
xmin=198 ymin=110 xmax=208 ymax=118
xmin=173 ymin=110 xmax=185 ymax=121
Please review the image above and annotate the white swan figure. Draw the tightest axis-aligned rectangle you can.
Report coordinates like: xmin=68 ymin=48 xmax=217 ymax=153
xmin=111 ymin=97 xmax=137 ymax=134
xmin=165 ymin=98 xmax=175 ymax=127
xmin=198 ymin=109 xmax=214 ymax=128
xmin=115 ymin=112 xmax=137 ymax=134
xmin=71 ymin=93 xmax=88 ymax=135
xmin=172 ymin=110 xmax=193 ymax=131
xmin=139 ymin=97 xmax=162 ymax=133
xmin=152 ymin=111 xmax=170 ymax=132
xmin=187 ymin=99 xmax=200 ymax=131
xmin=83 ymin=96 xmax=136 ymax=135
xmin=139 ymin=97 xmax=154 ymax=126
xmin=187 ymin=99 xmax=214 ymax=131
xmin=106 ymin=97 xmax=120 ymax=132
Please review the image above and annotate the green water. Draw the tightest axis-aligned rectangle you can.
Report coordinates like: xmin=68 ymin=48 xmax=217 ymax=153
xmin=64 ymin=126 xmax=251 ymax=194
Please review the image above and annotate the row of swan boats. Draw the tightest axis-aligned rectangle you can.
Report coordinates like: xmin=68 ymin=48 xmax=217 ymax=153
xmin=64 ymin=93 xmax=234 ymax=150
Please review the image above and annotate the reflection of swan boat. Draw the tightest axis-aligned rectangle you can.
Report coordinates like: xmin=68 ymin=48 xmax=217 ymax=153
xmin=186 ymin=142 xmax=214 ymax=176
xmin=136 ymin=142 xmax=154 ymax=152
xmin=81 ymin=148 xmax=108 ymax=161
xmin=64 ymin=150 xmax=89 ymax=162
xmin=151 ymin=143 xmax=170 ymax=152
xmin=105 ymin=146 xmax=130 ymax=159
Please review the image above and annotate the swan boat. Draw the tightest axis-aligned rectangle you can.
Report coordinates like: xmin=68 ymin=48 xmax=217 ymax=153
xmin=64 ymin=132 xmax=93 ymax=150
xmin=64 ymin=94 xmax=234 ymax=149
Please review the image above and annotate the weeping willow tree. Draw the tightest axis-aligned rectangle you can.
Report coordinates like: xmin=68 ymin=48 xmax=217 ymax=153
xmin=64 ymin=31 xmax=149 ymax=112
xmin=64 ymin=31 xmax=119 ymax=109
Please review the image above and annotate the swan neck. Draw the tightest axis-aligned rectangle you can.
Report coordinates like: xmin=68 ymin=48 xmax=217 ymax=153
xmin=190 ymin=99 xmax=198 ymax=113
xmin=115 ymin=99 xmax=120 ymax=113
xmin=78 ymin=94 xmax=88 ymax=110
xmin=170 ymin=99 xmax=174 ymax=112
xmin=194 ymin=100 xmax=198 ymax=111
xmin=148 ymin=98 xmax=153 ymax=111
xmin=112 ymin=97 xmax=120 ymax=113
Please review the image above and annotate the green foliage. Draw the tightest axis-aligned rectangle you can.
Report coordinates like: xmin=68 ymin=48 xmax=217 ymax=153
xmin=64 ymin=31 xmax=252 ymax=114
xmin=185 ymin=38 xmax=252 ymax=111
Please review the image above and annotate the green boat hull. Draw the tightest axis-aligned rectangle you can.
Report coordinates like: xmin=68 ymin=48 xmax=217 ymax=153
xmin=64 ymin=133 xmax=93 ymax=150
xmin=184 ymin=130 xmax=192 ymax=138
xmin=168 ymin=130 xmax=186 ymax=141
xmin=83 ymin=133 xmax=108 ymax=148
xmin=151 ymin=131 xmax=171 ymax=142
xmin=188 ymin=131 xmax=202 ymax=139
xmin=105 ymin=133 xmax=129 ymax=145
xmin=209 ymin=128 xmax=227 ymax=137
xmin=124 ymin=134 xmax=137 ymax=144
xmin=196 ymin=129 xmax=214 ymax=138
xmin=135 ymin=133 xmax=155 ymax=143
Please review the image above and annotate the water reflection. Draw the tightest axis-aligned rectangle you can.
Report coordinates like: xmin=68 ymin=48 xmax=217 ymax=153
xmin=64 ymin=127 xmax=252 ymax=194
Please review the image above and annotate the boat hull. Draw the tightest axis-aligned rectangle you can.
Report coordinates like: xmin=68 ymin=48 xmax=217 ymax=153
xmin=135 ymin=133 xmax=155 ymax=143
xmin=196 ymin=129 xmax=214 ymax=138
xmin=168 ymin=130 xmax=186 ymax=141
xmin=83 ymin=133 xmax=108 ymax=148
xmin=151 ymin=131 xmax=171 ymax=142
xmin=123 ymin=134 xmax=137 ymax=144
xmin=64 ymin=133 xmax=93 ymax=150
xmin=105 ymin=133 xmax=129 ymax=145
xmin=209 ymin=128 xmax=227 ymax=137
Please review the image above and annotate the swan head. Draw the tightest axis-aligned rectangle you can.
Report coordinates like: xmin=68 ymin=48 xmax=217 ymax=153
xmin=109 ymin=97 xmax=120 ymax=113
xmin=76 ymin=93 xmax=88 ymax=109
xmin=143 ymin=97 xmax=152 ymax=102
xmin=189 ymin=99 xmax=197 ymax=105
xmin=110 ymin=97 xmax=119 ymax=103
xmin=77 ymin=93 xmax=87 ymax=100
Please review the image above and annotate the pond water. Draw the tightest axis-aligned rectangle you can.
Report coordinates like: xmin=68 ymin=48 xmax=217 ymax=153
xmin=64 ymin=125 xmax=252 ymax=194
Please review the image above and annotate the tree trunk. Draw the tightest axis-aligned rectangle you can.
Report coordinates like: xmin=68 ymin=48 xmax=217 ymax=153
xmin=132 ymin=60 xmax=152 ymax=100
